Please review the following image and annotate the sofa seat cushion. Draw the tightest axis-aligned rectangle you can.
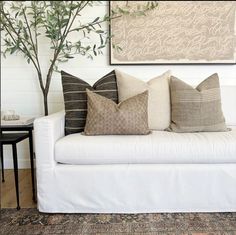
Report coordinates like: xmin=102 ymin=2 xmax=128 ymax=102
xmin=55 ymin=126 xmax=236 ymax=165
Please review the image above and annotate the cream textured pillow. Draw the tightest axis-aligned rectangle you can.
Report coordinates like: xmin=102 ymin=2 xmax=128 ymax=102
xmin=84 ymin=90 xmax=150 ymax=135
xmin=168 ymin=73 xmax=228 ymax=132
xmin=116 ymin=69 xmax=171 ymax=130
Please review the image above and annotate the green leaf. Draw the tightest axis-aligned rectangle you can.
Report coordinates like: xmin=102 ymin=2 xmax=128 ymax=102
xmin=19 ymin=20 xmax=23 ymax=27
xmin=14 ymin=11 xmax=19 ymax=18
xmin=64 ymin=54 xmax=74 ymax=59
xmin=99 ymin=34 xmax=104 ymax=45
xmin=92 ymin=17 xmax=99 ymax=23
xmin=61 ymin=18 xmax=69 ymax=28
xmin=10 ymin=46 xmax=18 ymax=54
xmin=89 ymin=24 xmax=96 ymax=30
xmin=93 ymin=44 xmax=97 ymax=56
xmin=96 ymin=30 xmax=104 ymax=34
xmin=70 ymin=3 xmax=79 ymax=11
xmin=98 ymin=45 xmax=105 ymax=49
xmin=86 ymin=46 xmax=91 ymax=51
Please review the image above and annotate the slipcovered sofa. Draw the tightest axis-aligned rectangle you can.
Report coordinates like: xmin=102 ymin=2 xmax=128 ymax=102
xmin=34 ymin=109 xmax=236 ymax=213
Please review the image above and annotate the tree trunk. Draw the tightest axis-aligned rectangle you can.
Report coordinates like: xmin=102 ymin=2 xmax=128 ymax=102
xmin=43 ymin=92 xmax=49 ymax=116
xmin=43 ymin=65 xmax=54 ymax=116
xmin=37 ymin=72 xmax=49 ymax=116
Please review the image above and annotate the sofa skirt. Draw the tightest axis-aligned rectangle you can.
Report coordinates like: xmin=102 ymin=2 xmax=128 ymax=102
xmin=37 ymin=163 xmax=236 ymax=213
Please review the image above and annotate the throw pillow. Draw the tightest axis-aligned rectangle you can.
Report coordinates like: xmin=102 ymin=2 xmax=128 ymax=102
xmin=115 ymin=69 xmax=171 ymax=130
xmin=84 ymin=89 xmax=150 ymax=135
xmin=168 ymin=73 xmax=228 ymax=132
xmin=61 ymin=70 xmax=118 ymax=135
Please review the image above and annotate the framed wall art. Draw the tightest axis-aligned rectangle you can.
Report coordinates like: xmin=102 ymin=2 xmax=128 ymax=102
xmin=109 ymin=1 xmax=236 ymax=65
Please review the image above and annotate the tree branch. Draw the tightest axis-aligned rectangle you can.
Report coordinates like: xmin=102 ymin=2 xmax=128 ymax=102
xmin=61 ymin=1 xmax=74 ymax=38
xmin=45 ymin=1 xmax=90 ymax=94
xmin=22 ymin=8 xmax=41 ymax=70
xmin=1 ymin=7 xmax=45 ymax=94
xmin=1 ymin=10 xmax=40 ymax=73
xmin=32 ymin=2 xmax=39 ymax=54
xmin=22 ymin=8 xmax=36 ymax=55
xmin=30 ymin=2 xmax=45 ymax=93
xmin=68 ymin=15 xmax=122 ymax=34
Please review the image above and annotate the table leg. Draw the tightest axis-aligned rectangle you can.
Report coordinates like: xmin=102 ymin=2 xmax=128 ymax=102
xmin=12 ymin=143 xmax=20 ymax=210
xmin=29 ymin=130 xmax=36 ymax=202
xmin=1 ymin=144 xmax=5 ymax=182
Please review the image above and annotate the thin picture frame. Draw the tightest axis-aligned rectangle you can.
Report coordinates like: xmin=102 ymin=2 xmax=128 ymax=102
xmin=109 ymin=1 xmax=236 ymax=65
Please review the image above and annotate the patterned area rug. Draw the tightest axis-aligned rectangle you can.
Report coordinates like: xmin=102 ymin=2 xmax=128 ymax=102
xmin=1 ymin=209 xmax=236 ymax=235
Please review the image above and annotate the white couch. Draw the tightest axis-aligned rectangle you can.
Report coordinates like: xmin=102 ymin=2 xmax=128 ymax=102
xmin=34 ymin=89 xmax=236 ymax=213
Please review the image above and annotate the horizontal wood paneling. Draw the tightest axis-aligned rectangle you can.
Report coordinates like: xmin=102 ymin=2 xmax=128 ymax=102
xmin=1 ymin=2 xmax=236 ymax=168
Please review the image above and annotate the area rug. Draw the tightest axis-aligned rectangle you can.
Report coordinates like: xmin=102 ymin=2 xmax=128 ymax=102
xmin=1 ymin=209 xmax=236 ymax=235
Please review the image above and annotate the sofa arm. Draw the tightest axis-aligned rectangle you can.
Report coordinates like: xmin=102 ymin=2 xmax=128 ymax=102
xmin=34 ymin=111 xmax=65 ymax=169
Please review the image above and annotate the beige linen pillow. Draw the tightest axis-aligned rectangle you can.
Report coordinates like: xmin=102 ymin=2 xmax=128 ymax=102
xmin=84 ymin=89 xmax=150 ymax=135
xmin=168 ymin=73 xmax=228 ymax=132
xmin=115 ymin=69 xmax=171 ymax=130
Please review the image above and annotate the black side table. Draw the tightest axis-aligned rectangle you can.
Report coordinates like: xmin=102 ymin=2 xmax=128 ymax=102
xmin=0 ymin=123 xmax=36 ymax=210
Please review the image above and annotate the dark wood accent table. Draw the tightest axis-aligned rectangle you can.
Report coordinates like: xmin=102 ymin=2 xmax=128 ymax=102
xmin=0 ymin=123 xmax=36 ymax=210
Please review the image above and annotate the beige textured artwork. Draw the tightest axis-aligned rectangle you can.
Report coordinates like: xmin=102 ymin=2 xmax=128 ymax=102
xmin=110 ymin=1 xmax=236 ymax=64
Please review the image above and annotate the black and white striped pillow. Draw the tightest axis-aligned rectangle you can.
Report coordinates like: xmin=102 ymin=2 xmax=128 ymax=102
xmin=61 ymin=70 xmax=118 ymax=135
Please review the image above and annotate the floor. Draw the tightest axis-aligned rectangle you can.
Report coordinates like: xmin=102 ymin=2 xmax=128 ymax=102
xmin=1 ymin=169 xmax=36 ymax=208
xmin=1 ymin=169 xmax=236 ymax=234
xmin=1 ymin=208 xmax=236 ymax=235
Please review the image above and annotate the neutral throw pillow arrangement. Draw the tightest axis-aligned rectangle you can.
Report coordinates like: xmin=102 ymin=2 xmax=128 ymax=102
xmin=61 ymin=70 xmax=118 ymax=135
xmin=84 ymin=90 xmax=150 ymax=135
xmin=61 ymin=69 xmax=228 ymax=135
xmin=168 ymin=73 xmax=228 ymax=132
xmin=115 ymin=69 xmax=171 ymax=130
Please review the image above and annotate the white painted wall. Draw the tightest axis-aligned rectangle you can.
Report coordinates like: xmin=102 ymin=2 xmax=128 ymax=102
xmin=1 ymin=2 xmax=236 ymax=169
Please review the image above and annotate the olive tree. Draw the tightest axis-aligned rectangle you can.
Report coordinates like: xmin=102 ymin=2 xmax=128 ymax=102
xmin=1 ymin=1 xmax=158 ymax=115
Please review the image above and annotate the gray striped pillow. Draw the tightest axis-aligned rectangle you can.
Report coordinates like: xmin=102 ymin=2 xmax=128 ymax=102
xmin=168 ymin=73 xmax=228 ymax=132
xmin=61 ymin=70 xmax=118 ymax=135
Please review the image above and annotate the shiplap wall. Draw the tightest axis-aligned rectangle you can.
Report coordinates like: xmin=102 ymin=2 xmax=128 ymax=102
xmin=1 ymin=2 xmax=236 ymax=169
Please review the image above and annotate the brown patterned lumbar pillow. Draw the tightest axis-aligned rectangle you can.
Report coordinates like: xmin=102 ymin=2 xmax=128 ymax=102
xmin=168 ymin=73 xmax=228 ymax=132
xmin=61 ymin=70 xmax=118 ymax=135
xmin=84 ymin=89 xmax=150 ymax=135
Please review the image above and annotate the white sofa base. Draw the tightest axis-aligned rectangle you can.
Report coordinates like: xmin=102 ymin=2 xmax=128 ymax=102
xmin=37 ymin=163 xmax=236 ymax=213
xmin=35 ymin=111 xmax=236 ymax=213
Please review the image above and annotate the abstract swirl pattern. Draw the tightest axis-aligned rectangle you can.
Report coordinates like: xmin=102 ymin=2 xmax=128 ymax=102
xmin=111 ymin=1 xmax=236 ymax=64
